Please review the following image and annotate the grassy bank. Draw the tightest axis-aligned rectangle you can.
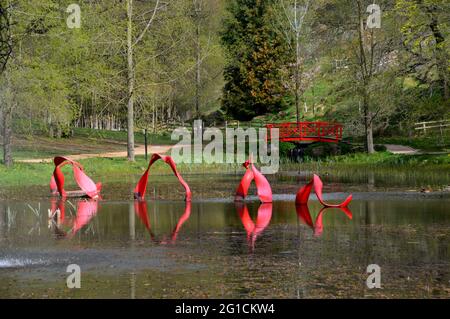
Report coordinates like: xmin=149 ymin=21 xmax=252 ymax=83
xmin=0 ymin=156 xmax=243 ymax=188
xmin=0 ymin=128 xmax=176 ymax=160
xmin=374 ymin=135 xmax=449 ymax=152
xmin=296 ymin=151 xmax=450 ymax=166
xmin=0 ymin=152 xmax=448 ymax=189
xmin=72 ymin=128 xmax=175 ymax=145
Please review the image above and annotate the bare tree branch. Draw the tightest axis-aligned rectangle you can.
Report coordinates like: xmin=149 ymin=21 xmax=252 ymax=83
xmin=133 ymin=0 xmax=163 ymax=47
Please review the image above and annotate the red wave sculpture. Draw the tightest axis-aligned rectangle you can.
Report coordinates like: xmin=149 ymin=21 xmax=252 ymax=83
xmin=295 ymin=174 xmax=352 ymax=208
xmin=48 ymin=198 xmax=99 ymax=238
xmin=134 ymin=154 xmax=192 ymax=201
xmin=295 ymin=204 xmax=352 ymax=237
xmin=50 ymin=156 xmax=101 ymax=199
xmin=236 ymin=202 xmax=273 ymax=249
xmin=69 ymin=200 xmax=99 ymax=237
xmin=133 ymin=200 xmax=192 ymax=244
xmin=235 ymin=159 xmax=273 ymax=203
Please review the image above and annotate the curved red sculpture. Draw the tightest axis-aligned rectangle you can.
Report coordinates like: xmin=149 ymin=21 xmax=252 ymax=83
xmin=49 ymin=198 xmax=99 ymax=238
xmin=70 ymin=200 xmax=99 ymax=237
xmin=235 ymin=159 xmax=272 ymax=203
xmin=295 ymin=204 xmax=352 ymax=237
xmin=236 ymin=202 xmax=272 ymax=249
xmin=50 ymin=156 xmax=101 ymax=199
xmin=295 ymin=204 xmax=314 ymax=229
xmin=295 ymin=174 xmax=352 ymax=208
xmin=313 ymin=206 xmax=352 ymax=237
xmin=134 ymin=200 xmax=192 ymax=244
xmin=134 ymin=154 xmax=192 ymax=201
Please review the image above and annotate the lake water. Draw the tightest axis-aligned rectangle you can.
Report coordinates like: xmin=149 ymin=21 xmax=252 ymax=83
xmin=0 ymin=172 xmax=449 ymax=298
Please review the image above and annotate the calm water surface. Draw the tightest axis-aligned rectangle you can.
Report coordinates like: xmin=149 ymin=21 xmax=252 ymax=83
xmin=0 ymin=173 xmax=449 ymax=298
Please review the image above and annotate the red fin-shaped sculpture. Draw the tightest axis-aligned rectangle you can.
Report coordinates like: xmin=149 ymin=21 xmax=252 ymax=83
xmin=236 ymin=202 xmax=273 ymax=249
xmin=235 ymin=159 xmax=272 ymax=203
xmin=69 ymin=200 xmax=99 ymax=237
xmin=295 ymin=174 xmax=352 ymax=208
xmin=134 ymin=154 xmax=191 ymax=202
xmin=134 ymin=200 xmax=151 ymax=233
xmin=295 ymin=204 xmax=314 ymax=229
xmin=49 ymin=199 xmax=99 ymax=238
xmin=50 ymin=156 xmax=101 ymax=199
xmin=171 ymin=202 xmax=192 ymax=243
xmin=314 ymin=206 xmax=353 ymax=237
xmin=49 ymin=198 xmax=67 ymax=238
xmin=50 ymin=198 xmax=66 ymax=224
xmin=134 ymin=200 xmax=192 ymax=244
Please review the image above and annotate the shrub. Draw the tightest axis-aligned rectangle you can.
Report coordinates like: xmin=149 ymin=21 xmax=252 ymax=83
xmin=279 ymin=142 xmax=296 ymax=158
xmin=374 ymin=144 xmax=387 ymax=152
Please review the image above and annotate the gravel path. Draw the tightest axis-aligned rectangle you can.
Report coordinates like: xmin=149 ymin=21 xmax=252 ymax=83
xmin=16 ymin=144 xmax=174 ymax=163
xmin=384 ymin=144 xmax=419 ymax=154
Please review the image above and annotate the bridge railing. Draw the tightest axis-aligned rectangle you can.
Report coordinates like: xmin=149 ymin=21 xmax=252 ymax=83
xmin=266 ymin=122 xmax=343 ymax=143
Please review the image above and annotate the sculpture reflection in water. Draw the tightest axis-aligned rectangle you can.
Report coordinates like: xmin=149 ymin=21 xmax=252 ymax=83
xmin=133 ymin=200 xmax=192 ymax=244
xmin=48 ymin=198 xmax=99 ymax=238
xmin=295 ymin=204 xmax=352 ymax=237
xmin=235 ymin=203 xmax=273 ymax=251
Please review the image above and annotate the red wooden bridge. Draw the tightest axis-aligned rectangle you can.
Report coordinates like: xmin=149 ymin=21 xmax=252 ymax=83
xmin=266 ymin=122 xmax=343 ymax=143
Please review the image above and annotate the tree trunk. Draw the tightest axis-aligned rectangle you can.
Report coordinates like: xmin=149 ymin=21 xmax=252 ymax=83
xmin=56 ymin=125 xmax=62 ymax=138
xmin=294 ymin=0 xmax=300 ymax=123
xmin=366 ymin=118 xmax=375 ymax=154
xmin=427 ymin=6 xmax=449 ymax=100
xmin=2 ymin=68 xmax=13 ymax=167
xmin=295 ymin=64 xmax=300 ymax=123
xmin=2 ymin=105 xmax=12 ymax=166
xmin=363 ymin=96 xmax=375 ymax=154
xmin=195 ymin=7 xmax=201 ymax=118
xmin=126 ymin=0 xmax=135 ymax=161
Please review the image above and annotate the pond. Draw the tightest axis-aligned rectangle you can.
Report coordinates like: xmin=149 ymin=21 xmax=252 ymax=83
xmin=0 ymin=172 xmax=449 ymax=298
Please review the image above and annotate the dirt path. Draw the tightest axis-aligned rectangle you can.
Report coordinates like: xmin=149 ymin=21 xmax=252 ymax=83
xmin=16 ymin=144 xmax=174 ymax=163
xmin=384 ymin=144 xmax=419 ymax=155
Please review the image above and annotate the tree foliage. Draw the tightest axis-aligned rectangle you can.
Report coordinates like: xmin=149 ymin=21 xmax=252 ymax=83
xmin=221 ymin=0 xmax=290 ymax=120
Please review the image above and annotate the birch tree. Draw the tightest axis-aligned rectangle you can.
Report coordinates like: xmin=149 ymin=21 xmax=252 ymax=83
xmin=126 ymin=0 xmax=162 ymax=161
xmin=0 ymin=0 xmax=13 ymax=166
xmin=274 ymin=0 xmax=310 ymax=123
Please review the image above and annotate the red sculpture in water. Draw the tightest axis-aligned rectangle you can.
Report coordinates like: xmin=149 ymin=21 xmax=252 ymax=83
xmin=70 ymin=200 xmax=99 ymax=237
xmin=295 ymin=204 xmax=352 ymax=237
xmin=50 ymin=156 xmax=101 ymax=199
xmin=295 ymin=174 xmax=352 ymax=208
xmin=236 ymin=202 xmax=272 ymax=249
xmin=235 ymin=158 xmax=272 ymax=203
xmin=49 ymin=198 xmax=99 ymax=238
xmin=134 ymin=200 xmax=192 ymax=244
xmin=134 ymin=154 xmax=192 ymax=201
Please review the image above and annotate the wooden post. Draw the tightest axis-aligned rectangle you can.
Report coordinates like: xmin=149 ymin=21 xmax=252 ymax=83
xmin=144 ymin=128 xmax=148 ymax=160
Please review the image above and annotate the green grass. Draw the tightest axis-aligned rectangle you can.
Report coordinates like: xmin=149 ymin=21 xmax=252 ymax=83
xmin=0 ymin=156 xmax=244 ymax=188
xmin=295 ymin=151 xmax=450 ymax=166
xmin=281 ymin=152 xmax=450 ymax=189
xmin=0 ymin=128 xmax=179 ymax=160
xmin=1 ymin=151 xmax=449 ymax=189
xmin=375 ymin=135 xmax=450 ymax=152
xmin=72 ymin=127 xmax=176 ymax=145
